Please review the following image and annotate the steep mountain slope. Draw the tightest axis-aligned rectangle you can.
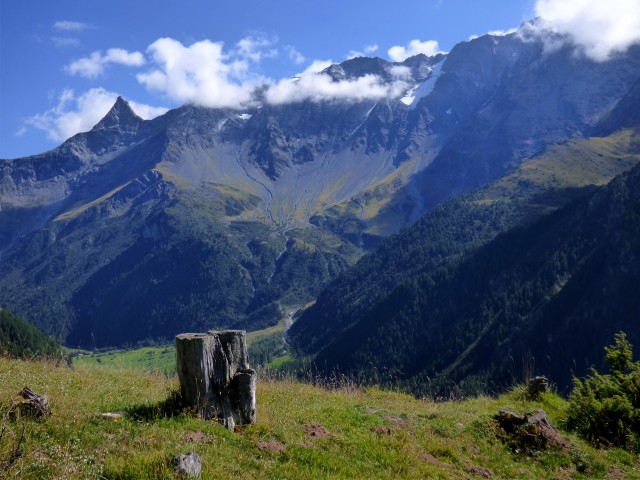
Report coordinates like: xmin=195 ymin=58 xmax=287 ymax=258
xmin=0 ymin=309 xmax=62 ymax=359
xmin=1 ymin=24 xmax=640 ymax=348
xmin=289 ymin=128 xmax=640 ymax=395
xmin=289 ymin=127 xmax=640 ymax=354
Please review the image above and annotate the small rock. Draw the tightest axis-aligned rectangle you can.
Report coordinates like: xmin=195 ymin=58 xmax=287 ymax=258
xmin=100 ymin=412 xmax=127 ymax=420
xmin=172 ymin=452 xmax=202 ymax=479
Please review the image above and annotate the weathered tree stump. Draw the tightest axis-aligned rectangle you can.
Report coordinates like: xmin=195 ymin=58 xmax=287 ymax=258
xmin=494 ymin=409 xmax=570 ymax=453
xmin=176 ymin=330 xmax=256 ymax=430
xmin=526 ymin=376 xmax=549 ymax=398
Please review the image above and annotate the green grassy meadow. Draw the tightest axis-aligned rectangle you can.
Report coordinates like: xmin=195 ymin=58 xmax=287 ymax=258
xmin=71 ymin=318 xmax=291 ymax=374
xmin=71 ymin=346 xmax=177 ymax=374
xmin=1 ymin=356 xmax=639 ymax=479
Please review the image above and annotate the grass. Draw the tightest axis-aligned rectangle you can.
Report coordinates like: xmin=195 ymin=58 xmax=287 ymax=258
xmin=72 ymin=319 xmax=290 ymax=374
xmin=72 ymin=346 xmax=177 ymax=375
xmin=246 ymin=319 xmax=287 ymax=345
xmin=265 ymin=355 xmax=294 ymax=368
xmin=1 ymin=357 xmax=639 ymax=479
xmin=54 ymin=183 xmax=132 ymax=222
xmin=477 ymin=131 xmax=640 ymax=209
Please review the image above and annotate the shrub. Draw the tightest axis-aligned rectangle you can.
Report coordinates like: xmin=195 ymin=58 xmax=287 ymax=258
xmin=564 ymin=332 xmax=640 ymax=451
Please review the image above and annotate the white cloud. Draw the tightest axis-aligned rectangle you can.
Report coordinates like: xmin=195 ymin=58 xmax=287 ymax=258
xmin=24 ymin=88 xmax=167 ymax=142
xmin=265 ymin=74 xmax=405 ymax=104
xmin=364 ymin=44 xmax=380 ymax=55
xmin=347 ymin=44 xmax=380 ymax=59
xmin=137 ymin=38 xmax=262 ymax=109
xmin=469 ymin=27 xmax=518 ymax=41
xmin=105 ymin=49 xmax=146 ymax=66
xmin=14 ymin=126 xmax=28 ymax=138
xmin=284 ymin=45 xmax=306 ymax=65
xmin=53 ymin=20 xmax=92 ymax=32
xmin=135 ymin=36 xmax=410 ymax=107
xmin=236 ymin=35 xmax=278 ymax=62
xmin=51 ymin=36 xmax=81 ymax=48
xmin=487 ymin=27 xmax=518 ymax=37
xmin=389 ymin=65 xmax=412 ymax=80
xmin=67 ymin=48 xmax=146 ymax=78
xmin=533 ymin=0 xmax=640 ymax=61
xmin=298 ymin=60 xmax=334 ymax=76
xmin=264 ymin=59 xmax=408 ymax=105
xmin=67 ymin=53 xmax=104 ymax=77
xmin=47 ymin=35 xmax=420 ymax=125
xmin=388 ymin=39 xmax=443 ymax=62
xmin=129 ymin=101 xmax=169 ymax=121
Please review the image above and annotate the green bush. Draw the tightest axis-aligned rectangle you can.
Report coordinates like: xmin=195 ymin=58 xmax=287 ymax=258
xmin=564 ymin=332 xmax=640 ymax=451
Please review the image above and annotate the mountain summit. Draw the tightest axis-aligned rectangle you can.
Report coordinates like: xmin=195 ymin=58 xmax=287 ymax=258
xmin=92 ymin=96 xmax=142 ymax=131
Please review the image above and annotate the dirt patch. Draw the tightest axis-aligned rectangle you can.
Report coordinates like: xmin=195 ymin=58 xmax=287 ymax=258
xmin=33 ymin=451 xmax=51 ymax=462
xmin=302 ymin=423 xmax=331 ymax=438
xmin=468 ymin=445 xmax=480 ymax=455
xmin=183 ymin=430 xmax=207 ymax=443
xmin=370 ymin=426 xmax=395 ymax=436
xmin=608 ymin=466 xmax=628 ymax=479
xmin=296 ymin=441 xmax=314 ymax=448
xmin=466 ymin=465 xmax=494 ymax=478
xmin=419 ymin=452 xmax=450 ymax=468
xmin=256 ymin=440 xmax=286 ymax=453
xmin=385 ymin=415 xmax=408 ymax=428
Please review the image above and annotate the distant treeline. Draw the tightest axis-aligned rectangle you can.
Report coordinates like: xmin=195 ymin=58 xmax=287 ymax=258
xmin=0 ymin=309 xmax=63 ymax=359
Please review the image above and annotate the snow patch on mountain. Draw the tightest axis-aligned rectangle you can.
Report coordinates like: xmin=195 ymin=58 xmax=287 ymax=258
xmin=400 ymin=59 xmax=444 ymax=107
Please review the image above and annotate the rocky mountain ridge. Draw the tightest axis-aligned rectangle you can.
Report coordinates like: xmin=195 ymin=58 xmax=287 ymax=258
xmin=1 ymin=25 xmax=640 ymax=347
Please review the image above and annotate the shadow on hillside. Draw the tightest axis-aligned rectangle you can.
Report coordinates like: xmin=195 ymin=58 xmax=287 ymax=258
xmin=126 ymin=389 xmax=189 ymax=421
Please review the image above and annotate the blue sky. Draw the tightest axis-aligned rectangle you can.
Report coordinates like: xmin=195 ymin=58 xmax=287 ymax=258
xmin=2 ymin=0 xmax=639 ymax=159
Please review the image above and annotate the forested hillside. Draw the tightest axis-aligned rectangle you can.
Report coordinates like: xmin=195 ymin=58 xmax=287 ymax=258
xmin=0 ymin=309 xmax=62 ymax=359
xmin=290 ymin=128 xmax=640 ymax=395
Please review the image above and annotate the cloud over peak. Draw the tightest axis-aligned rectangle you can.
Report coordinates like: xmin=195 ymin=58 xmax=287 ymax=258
xmin=24 ymin=88 xmax=167 ymax=142
xmin=135 ymin=38 xmax=411 ymax=109
xmin=136 ymin=38 xmax=262 ymax=109
xmin=388 ymin=39 xmax=443 ymax=62
xmin=533 ymin=0 xmax=640 ymax=61
xmin=265 ymin=71 xmax=406 ymax=105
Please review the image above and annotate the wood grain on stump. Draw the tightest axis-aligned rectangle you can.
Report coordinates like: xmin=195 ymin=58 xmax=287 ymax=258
xmin=176 ymin=330 xmax=256 ymax=430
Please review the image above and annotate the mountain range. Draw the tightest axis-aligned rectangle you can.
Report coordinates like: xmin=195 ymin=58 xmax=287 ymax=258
xmin=289 ymin=126 xmax=640 ymax=395
xmin=1 ymin=18 xmax=640 ymax=392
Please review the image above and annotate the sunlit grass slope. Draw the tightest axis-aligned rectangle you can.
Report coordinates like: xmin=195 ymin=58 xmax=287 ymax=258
xmin=1 ymin=357 xmax=638 ymax=479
